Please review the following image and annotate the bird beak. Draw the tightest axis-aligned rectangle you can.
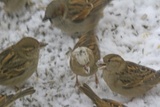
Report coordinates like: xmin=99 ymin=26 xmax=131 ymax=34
xmin=42 ymin=17 xmax=48 ymax=22
xmin=96 ymin=60 xmax=106 ymax=70
xmin=84 ymin=65 xmax=90 ymax=74
xmin=39 ymin=42 xmax=48 ymax=48
xmin=42 ymin=16 xmax=50 ymax=22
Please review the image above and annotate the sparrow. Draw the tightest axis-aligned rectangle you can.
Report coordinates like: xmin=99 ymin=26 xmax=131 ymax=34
xmin=79 ymin=83 xmax=127 ymax=107
xmin=99 ymin=54 xmax=160 ymax=98
xmin=0 ymin=0 xmax=32 ymax=14
xmin=0 ymin=87 xmax=35 ymax=107
xmin=0 ymin=37 xmax=47 ymax=87
xmin=43 ymin=0 xmax=112 ymax=37
xmin=70 ymin=31 xmax=100 ymax=86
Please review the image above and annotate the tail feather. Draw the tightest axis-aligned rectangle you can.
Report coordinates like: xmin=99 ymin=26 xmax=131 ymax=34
xmin=91 ymin=0 xmax=112 ymax=13
xmin=155 ymin=70 xmax=160 ymax=83
xmin=0 ymin=87 xmax=35 ymax=107
xmin=79 ymin=83 xmax=102 ymax=105
xmin=102 ymin=99 xmax=127 ymax=107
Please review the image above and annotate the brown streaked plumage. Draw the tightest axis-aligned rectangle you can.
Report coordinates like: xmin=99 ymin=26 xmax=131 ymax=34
xmin=0 ymin=87 xmax=35 ymax=107
xmin=73 ymin=31 xmax=100 ymax=61
xmin=0 ymin=37 xmax=47 ymax=87
xmin=100 ymin=54 xmax=160 ymax=98
xmin=0 ymin=0 xmax=32 ymax=14
xmin=79 ymin=83 xmax=127 ymax=107
xmin=70 ymin=31 xmax=100 ymax=86
xmin=43 ymin=0 xmax=112 ymax=37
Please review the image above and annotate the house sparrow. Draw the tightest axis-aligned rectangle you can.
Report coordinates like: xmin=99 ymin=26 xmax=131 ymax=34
xmin=99 ymin=54 xmax=160 ymax=98
xmin=0 ymin=0 xmax=32 ymax=14
xmin=70 ymin=31 xmax=100 ymax=86
xmin=0 ymin=87 xmax=35 ymax=107
xmin=79 ymin=83 xmax=127 ymax=107
xmin=0 ymin=37 xmax=47 ymax=87
xmin=43 ymin=0 xmax=112 ymax=37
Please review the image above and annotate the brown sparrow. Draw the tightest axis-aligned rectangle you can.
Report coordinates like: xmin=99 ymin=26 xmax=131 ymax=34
xmin=0 ymin=0 xmax=32 ymax=14
xmin=70 ymin=31 xmax=100 ymax=86
xmin=43 ymin=0 xmax=112 ymax=37
xmin=0 ymin=87 xmax=35 ymax=107
xmin=99 ymin=54 xmax=160 ymax=98
xmin=79 ymin=83 xmax=127 ymax=107
xmin=0 ymin=37 xmax=47 ymax=87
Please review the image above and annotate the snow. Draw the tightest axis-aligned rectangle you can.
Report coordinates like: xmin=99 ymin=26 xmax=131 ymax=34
xmin=0 ymin=0 xmax=160 ymax=107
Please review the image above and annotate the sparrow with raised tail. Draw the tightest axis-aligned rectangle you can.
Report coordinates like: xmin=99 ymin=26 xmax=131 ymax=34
xmin=70 ymin=31 xmax=100 ymax=86
xmin=99 ymin=54 xmax=160 ymax=98
xmin=0 ymin=87 xmax=35 ymax=107
xmin=0 ymin=37 xmax=47 ymax=87
xmin=0 ymin=0 xmax=32 ymax=14
xmin=79 ymin=83 xmax=127 ymax=107
xmin=43 ymin=0 xmax=112 ymax=37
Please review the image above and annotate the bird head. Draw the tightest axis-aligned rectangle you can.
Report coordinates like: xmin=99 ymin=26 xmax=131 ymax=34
xmin=43 ymin=1 xmax=65 ymax=22
xmin=15 ymin=37 xmax=47 ymax=58
xmin=72 ymin=47 xmax=94 ymax=74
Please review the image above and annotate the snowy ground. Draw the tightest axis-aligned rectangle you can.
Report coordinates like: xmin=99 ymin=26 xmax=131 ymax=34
xmin=0 ymin=0 xmax=160 ymax=107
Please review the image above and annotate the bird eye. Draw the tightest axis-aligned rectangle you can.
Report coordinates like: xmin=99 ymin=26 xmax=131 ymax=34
xmin=108 ymin=59 xmax=111 ymax=62
xmin=23 ymin=47 xmax=35 ymax=52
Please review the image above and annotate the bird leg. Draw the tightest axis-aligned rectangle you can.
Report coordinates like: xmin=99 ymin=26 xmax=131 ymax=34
xmin=26 ymin=0 xmax=34 ymax=7
xmin=74 ymin=75 xmax=80 ymax=87
xmin=95 ymin=73 xmax=99 ymax=88
xmin=14 ymin=83 xmax=26 ymax=92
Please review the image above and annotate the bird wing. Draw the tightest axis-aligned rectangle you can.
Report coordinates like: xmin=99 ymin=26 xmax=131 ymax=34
xmin=0 ymin=87 xmax=35 ymax=107
xmin=0 ymin=47 xmax=29 ymax=80
xmin=74 ymin=31 xmax=100 ymax=61
xmin=102 ymin=99 xmax=127 ymax=107
xmin=67 ymin=0 xmax=111 ymax=22
xmin=119 ymin=61 xmax=156 ymax=89
xmin=79 ymin=83 xmax=102 ymax=105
